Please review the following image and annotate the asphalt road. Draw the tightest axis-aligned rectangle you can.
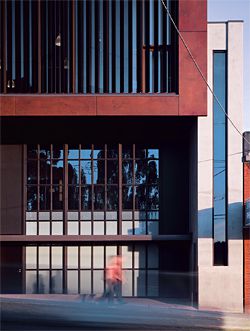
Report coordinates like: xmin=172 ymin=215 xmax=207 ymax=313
xmin=1 ymin=297 xmax=250 ymax=331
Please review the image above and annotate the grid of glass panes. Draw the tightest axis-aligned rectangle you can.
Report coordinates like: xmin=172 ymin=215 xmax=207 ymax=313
xmin=26 ymin=145 xmax=64 ymax=235
xmin=67 ymin=145 xmax=118 ymax=235
xmin=25 ymin=245 xmax=159 ymax=296
xmin=122 ymin=147 xmax=159 ymax=235
xmin=25 ymin=246 xmax=63 ymax=294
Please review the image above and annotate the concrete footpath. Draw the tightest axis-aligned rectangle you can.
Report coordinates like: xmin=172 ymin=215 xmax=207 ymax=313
xmin=0 ymin=295 xmax=250 ymax=331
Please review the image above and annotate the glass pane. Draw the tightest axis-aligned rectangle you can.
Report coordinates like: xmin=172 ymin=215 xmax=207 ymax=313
xmin=122 ymin=221 xmax=133 ymax=235
xmin=80 ymin=160 xmax=92 ymax=184
xmin=27 ymin=186 xmax=38 ymax=211
xmin=80 ymin=211 xmax=92 ymax=220
xmin=27 ymin=160 xmax=38 ymax=184
xmin=93 ymin=222 xmax=104 ymax=235
xmin=80 ymin=270 xmax=91 ymax=294
xmin=106 ymin=246 xmax=118 ymax=265
xmin=107 ymin=146 xmax=118 ymax=159
xmin=93 ymin=212 xmax=105 ymax=220
xmin=27 ymin=145 xmax=38 ymax=159
xmin=147 ymin=221 xmax=159 ymax=235
xmin=134 ymin=245 xmax=146 ymax=268
xmin=68 ymin=145 xmax=79 ymax=159
xmin=80 ymin=147 xmax=92 ymax=159
xmin=93 ymin=246 xmax=104 ymax=268
xmin=106 ymin=221 xmax=118 ymax=235
xmin=67 ymin=247 xmax=79 ymax=269
xmin=135 ymin=147 xmax=146 ymax=159
xmin=52 ymin=222 xmax=63 ymax=235
xmin=80 ymin=246 xmax=91 ymax=269
xmin=52 ymin=145 xmax=64 ymax=159
xmin=147 ymin=211 xmax=159 ymax=220
xmin=26 ymin=212 xmax=37 ymax=221
xmin=122 ymin=211 xmax=133 ymax=220
xmin=147 ymin=149 xmax=159 ymax=159
xmin=51 ymin=247 xmax=63 ymax=269
xmin=122 ymin=186 xmax=133 ymax=210
xmin=40 ymin=145 xmax=51 ymax=159
xmin=39 ymin=222 xmax=50 ymax=235
xmin=80 ymin=222 xmax=92 ymax=235
xmin=26 ymin=271 xmax=37 ymax=293
xmin=51 ymin=270 xmax=63 ymax=294
xmin=122 ymin=246 xmax=132 ymax=268
xmin=94 ymin=186 xmax=105 ymax=210
xmin=135 ymin=186 xmax=146 ymax=210
xmin=122 ymin=161 xmax=133 ymax=184
xmin=93 ymin=146 xmax=104 ymax=159
xmin=39 ymin=247 xmax=50 ymax=269
xmin=68 ymin=211 xmax=79 ymax=220
xmin=38 ymin=271 xmax=50 ymax=294
xmin=68 ymin=160 xmax=79 ymax=184
xmin=68 ymin=186 xmax=79 ymax=210
xmin=134 ymin=221 xmax=146 ymax=235
xmin=26 ymin=222 xmax=37 ymax=235
xmin=93 ymin=270 xmax=104 ymax=295
xmin=40 ymin=186 xmax=50 ymax=210
xmin=93 ymin=160 xmax=105 ymax=184
xmin=148 ymin=245 xmax=159 ymax=268
xmin=67 ymin=270 xmax=78 ymax=294
xmin=122 ymin=146 xmax=133 ymax=159
xmin=107 ymin=186 xmax=118 ymax=210
xmin=147 ymin=186 xmax=159 ymax=210
xmin=147 ymin=270 xmax=159 ymax=296
xmin=106 ymin=211 xmax=117 ymax=220
xmin=39 ymin=212 xmax=50 ymax=220
xmin=26 ymin=247 xmax=37 ymax=269
xmin=68 ymin=222 xmax=79 ymax=235
xmin=107 ymin=161 xmax=118 ymax=184
xmin=40 ymin=160 xmax=51 ymax=184
xmin=52 ymin=212 xmax=63 ymax=220
xmin=135 ymin=160 xmax=147 ymax=184
xmin=52 ymin=186 xmax=63 ymax=210
xmin=52 ymin=160 xmax=64 ymax=184
xmin=122 ymin=270 xmax=132 ymax=296
xmin=134 ymin=269 xmax=146 ymax=296
xmin=147 ymin=160 xmax=159 ymax=184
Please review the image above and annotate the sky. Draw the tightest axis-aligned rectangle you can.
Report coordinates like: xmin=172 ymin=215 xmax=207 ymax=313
xmin=208 ymin=0 xmax=250 ymax=131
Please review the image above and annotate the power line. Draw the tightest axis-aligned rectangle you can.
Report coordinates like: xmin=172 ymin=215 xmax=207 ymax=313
xmin=160 ymin=0 xmax=250 ymax=146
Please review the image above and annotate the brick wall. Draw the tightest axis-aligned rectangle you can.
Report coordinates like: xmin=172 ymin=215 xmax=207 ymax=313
xmin=244 ymin=162 xmax=250 ymax=313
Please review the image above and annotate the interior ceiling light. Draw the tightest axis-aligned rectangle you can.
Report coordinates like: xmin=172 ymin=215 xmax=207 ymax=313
xmin=55 ymin=33 xmax=61 ymax=47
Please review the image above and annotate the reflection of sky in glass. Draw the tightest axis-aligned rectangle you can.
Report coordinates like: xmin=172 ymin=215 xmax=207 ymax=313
xmin=213 ymin=52 xmax=226 ymax=243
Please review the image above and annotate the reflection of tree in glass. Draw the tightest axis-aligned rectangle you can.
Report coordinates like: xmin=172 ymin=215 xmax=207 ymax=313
xmin=135 ymin=161 xmax=147 ymax=184
xmin=135 ymin=186 xmax=146 ymax=210
xmin=53 ymin=146 xmax=63 ymax=160
xmin=38 ymin=274 xmax=45 ymax=294
xmin=96 ymin=160 xmax=105 ymax=184
xmin=147 ymin=160 xmax=158 ymax=184
xmin=123 ymin=186 xmax=133 ymax=209
xmin=82 ymin=186 xmax=92 ymax=210
xmin=68 ymin=163 xmax=78 ymax=185
xmin=123 ymin=161 xmax=133 ymax=184
xmin=107 ymin=187 xmax=118 ymax=210
xmin=81 ymin=161 xmax=91 ymax=184
xmin=147 ymin=186 xmax=159 ymax=210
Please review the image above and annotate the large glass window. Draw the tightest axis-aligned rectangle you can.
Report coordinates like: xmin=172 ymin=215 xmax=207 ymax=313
xmin=213 ymin=51 xmax=227 ymax=266
xmin=1 ymin=0 xmax=178 ymax=94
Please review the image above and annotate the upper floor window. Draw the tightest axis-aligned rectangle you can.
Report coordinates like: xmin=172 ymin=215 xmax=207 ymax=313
xmin=0 ymin=0 xmax=178 ymax=94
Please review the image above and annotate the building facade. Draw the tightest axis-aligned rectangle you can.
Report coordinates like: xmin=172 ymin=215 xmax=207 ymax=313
xmin=0 ymin=0 xmax=246 ymax=313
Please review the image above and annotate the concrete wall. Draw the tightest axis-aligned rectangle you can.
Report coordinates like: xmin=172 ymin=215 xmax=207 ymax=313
xmin=198 ymin=22 xmax=243 ymax=312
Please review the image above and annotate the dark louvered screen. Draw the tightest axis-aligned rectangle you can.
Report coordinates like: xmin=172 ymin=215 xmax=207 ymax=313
xmin=0 ymin=0 xmax=178 ymax=94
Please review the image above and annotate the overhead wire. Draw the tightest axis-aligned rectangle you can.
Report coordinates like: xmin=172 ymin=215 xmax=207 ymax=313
xmin=160 ymin=0 xmax=250 ymax=146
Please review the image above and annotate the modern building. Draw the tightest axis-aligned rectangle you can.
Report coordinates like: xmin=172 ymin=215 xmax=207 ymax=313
xmin=0 ymin=0 xmax=246 ymax=313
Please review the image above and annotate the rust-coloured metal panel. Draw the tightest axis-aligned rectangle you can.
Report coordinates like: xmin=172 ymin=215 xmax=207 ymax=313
xmin=97 ymin=95 xmax=179 ymax=116
xmin=0 ymin=96 xmax=16 ymax=116
xmin=179 ymin=0 xmax=207 ymax=32
xmin=244 ymin=228 xmax=250 ymax=314
xmin=14 ymin=96 xmax=96 ymax=116
xmin=179 ymin=32 xmax=207 ymax=116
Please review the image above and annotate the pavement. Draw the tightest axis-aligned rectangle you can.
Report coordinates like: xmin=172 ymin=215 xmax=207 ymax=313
xmin=0 ymin=294 xmax=250 ymax=331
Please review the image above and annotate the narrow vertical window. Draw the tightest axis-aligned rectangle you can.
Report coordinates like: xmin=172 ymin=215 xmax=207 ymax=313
xmin=213 ymin=51 xmax=228 ymax=266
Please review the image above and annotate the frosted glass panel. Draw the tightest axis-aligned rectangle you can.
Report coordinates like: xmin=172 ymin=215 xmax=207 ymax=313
xmin=134 ymin=221 xmax=146 ymax=235
xmin=51 ymin=247 xmax=63 ymax=269
xmin=106 ymin=246 xmax=117 ymax=265
xmin=106 ymin=221 xmax=117 ymax=235
xmin=67 ymin=247 xmax=78 ymax=269
xmin=93 ymin=246 xmax=104 ymax=268
xmin=39 ymin=212 xmax=50 ymax=220
xmin=26 ymin=222 xmax=37 ymax=235
xmin=93 ymin=222 xmax=104 ymax=235
xmin=122 ymin=246 xmax=132 ymax=268
xmin=38 ymin=271 xmax=50 ymax=294
xmin=26 ymin=271 xmax=37 ymax=293
xmin=39 ymin=247 xmax=50 ymax=269
xmin=147 ymin=221 xmax=159 ymax=235
xmin=147 ymin=270 xmax=159 ymax=296
xmin=106 ymin=211 xmax=117 ymax=220
xmin=93 ymin=212 xmax=105 ymax=220
xmin=52 ymin=222 xmax=63 ymax=235
xmin=80 ymin=212 xmax=91 ymax=220
xmin=68 ymin=222 xmax=79 ymax=235
xmin=134 ymin=270 xmax=146 ymax=296
xmin=51 ymin=270 xmax=63 ymax=293
xmin=80 ymin=246 xmax=91 ymax=269
xmin=80 ymin=270 xmax=92 ymax=294
xmin=134 ymin=245 xmax=146 ymax=268
xmin=122 ymin=270 xmax=132 ymax=296
xmin=68 ymin=212 xmax=79 ymax=220
xmin=67 ymin=270 xmax=78 ymax=294
xmin=52 ymin=211 xmax=63 ymax=220
xmin=26 ymin=247 xmax=37 ymax=269
xmin=26 ymin=212 xmax=37 ymax=221
xmin=93 ymin=270 xmax=104 ymax=295
xmin=134 ymin=211 xmax=146 ymax=220
xmin=122 ymin=222 xmax=133 ymax=235
xmin=122 ymin=211 xmax=132 ymax=220
xmin=39 ymin=222 xmax=50 ymax=235
xmin=81 ymin=222 xmax=92 ymax=235
xmin=147 ymin=211 xmax=159 ymax=220
xmin=148 ymin=245 xmax=159 ymax=268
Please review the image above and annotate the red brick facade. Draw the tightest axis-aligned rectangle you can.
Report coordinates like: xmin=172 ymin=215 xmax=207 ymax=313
xmin=244 ymin=162 xmax=250 ymax=313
